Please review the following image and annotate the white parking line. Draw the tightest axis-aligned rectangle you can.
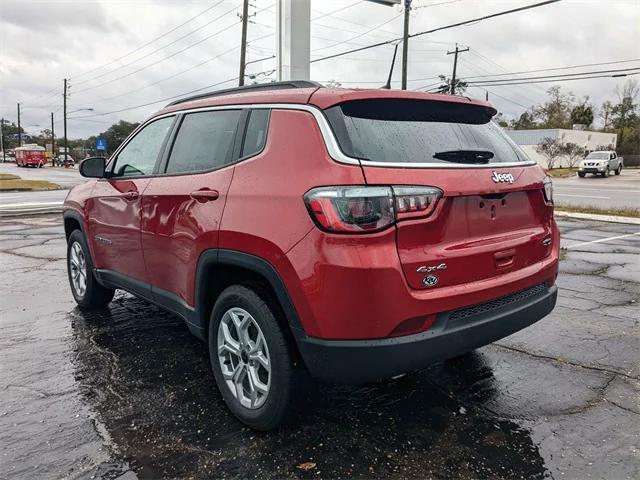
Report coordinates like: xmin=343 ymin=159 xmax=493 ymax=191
xmin=565 ymin=232 xmax=640 ymax=249
xmin=556 ymin=194 xmax=610 ymax=199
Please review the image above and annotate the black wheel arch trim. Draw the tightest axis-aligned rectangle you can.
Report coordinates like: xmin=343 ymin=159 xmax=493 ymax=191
xmin=62 ymin=209 xmax=87 ymax=239
xmin=195 ymin=249 xmax=307 ymax=340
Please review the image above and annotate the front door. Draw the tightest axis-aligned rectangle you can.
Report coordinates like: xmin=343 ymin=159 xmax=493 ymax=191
xmin=87 ymin=116 xmax=175 ymax=283
xmin=141 ymin=109 xmax=244 ymax=306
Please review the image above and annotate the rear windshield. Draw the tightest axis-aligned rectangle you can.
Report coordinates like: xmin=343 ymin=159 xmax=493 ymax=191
xmin=324 ymin=99 xmax=529 ymax=165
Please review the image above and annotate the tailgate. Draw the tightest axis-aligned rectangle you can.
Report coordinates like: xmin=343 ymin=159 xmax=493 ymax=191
xmin=363 ymin=165 xmax=554 ymax=290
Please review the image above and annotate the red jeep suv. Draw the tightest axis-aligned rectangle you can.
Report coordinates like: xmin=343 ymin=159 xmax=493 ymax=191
xmin=64 ymin=81 xmax=559 ymax=430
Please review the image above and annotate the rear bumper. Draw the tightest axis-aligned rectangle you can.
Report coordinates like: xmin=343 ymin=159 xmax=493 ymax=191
xmin=297 ymin=283 xmax=557 ymax=384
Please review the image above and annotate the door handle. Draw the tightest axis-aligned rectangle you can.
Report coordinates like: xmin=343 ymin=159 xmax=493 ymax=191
xmin=123 ymin=190 xmax=139 ymax=201
xmin=190 ymin=189 xmax=219 ymax=203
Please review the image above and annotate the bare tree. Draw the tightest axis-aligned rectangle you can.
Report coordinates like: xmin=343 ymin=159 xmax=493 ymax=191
xmin=535 ymin=137 xmax=564 ymax=169
xmin=600 ymin=100 xmax=614 ymax=130
xmin=563 ymin=142 xmax=584 ymax=168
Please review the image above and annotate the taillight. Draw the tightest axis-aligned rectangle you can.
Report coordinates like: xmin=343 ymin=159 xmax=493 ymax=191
xmin=304 ymin=186 xmax=442 ymax=234
xmin=543 ymin=176 xmax=553 ymax=204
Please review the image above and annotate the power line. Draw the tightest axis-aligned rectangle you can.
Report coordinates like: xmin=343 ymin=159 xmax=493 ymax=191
xmin=469 ymin=71 xmax=640 ymax=87
xmin=311 ymin=0 xmax=563 ymax=64
xmin=72 ymin=21 xmax=240 ymax=96
xmin=311 ymin=12 xmax=403 ymax=53
xmin=70 ymin=2 xmax=226 ymax=81
xmin=464 ymin=58 xmax=640 ymax=81
xmin=87 ymin=31 xmax=274 ymax=105
xmin=68 ymin=77 xmax=241 ymax=120
xmin=72 ymin=1 xmax=234 ymax=88
xmin=467 ymin=67 xmax=640 ymax=85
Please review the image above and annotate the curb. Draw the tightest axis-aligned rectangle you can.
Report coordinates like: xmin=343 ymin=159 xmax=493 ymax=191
xmin=555 ymin=210 xmax=640 ymax=225
xmin=0 ymin=202 xmax=64 ymax=217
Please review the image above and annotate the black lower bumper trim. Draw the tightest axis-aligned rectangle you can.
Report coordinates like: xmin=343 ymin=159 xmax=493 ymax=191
xmin=298 ymin=284 xmax=558 ymax=384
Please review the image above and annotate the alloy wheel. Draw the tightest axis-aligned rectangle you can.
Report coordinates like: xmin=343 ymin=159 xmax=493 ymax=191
xmin=217 ymin=307 xmax=271 ymax=409
xmin=69 ymin=241 xmax=87 ymax=296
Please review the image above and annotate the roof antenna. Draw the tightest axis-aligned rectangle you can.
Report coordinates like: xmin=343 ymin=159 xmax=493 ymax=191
xmin=381 ymin=43 xmax=399 ymax=89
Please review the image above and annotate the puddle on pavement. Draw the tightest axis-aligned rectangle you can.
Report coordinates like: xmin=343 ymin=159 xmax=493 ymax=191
xmin=70 ymin=293 xmax=548 ymax=479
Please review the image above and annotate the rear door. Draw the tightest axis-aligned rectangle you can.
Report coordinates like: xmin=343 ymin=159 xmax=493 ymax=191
xmin=140 ymin=108 xmax=247 ymax=305
xmin=87 ymin=116 xmax=175 ymax=283
xmin=325 ymin=98 xmax=554 ymax=290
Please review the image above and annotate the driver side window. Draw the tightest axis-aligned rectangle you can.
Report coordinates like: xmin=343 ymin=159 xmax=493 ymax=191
xmin=111 ymin=117 xmax=174 ymax=178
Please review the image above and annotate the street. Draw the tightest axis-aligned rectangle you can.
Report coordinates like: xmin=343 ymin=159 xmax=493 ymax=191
xmin=0 ymin=162 xmax=84 ymax=189
xmin=553 ymin=169 xmax=640 ymax=210
xmin=1 ymin=215 xmax=638 ymax=479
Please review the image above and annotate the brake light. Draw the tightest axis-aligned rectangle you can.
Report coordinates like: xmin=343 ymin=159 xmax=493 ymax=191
xmin=304 ymin=186 xmax=442 ymax=233
xmin=543 ymin=176 xmax=553 ymax=204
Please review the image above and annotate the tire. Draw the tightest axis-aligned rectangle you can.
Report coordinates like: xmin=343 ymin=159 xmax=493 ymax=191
xmin=615 ymin=165 xmax=622 ymax=175
xmin=209 ymin=285 xmax=298 ymax=430
xmin=66 ymin=229 xmax=115 ymax=309
xmin=577 ymin=172 xmax=585 ymax=178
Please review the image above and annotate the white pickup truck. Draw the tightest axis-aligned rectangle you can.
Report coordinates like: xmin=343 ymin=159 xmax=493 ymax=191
xmin=578 ymin=151 xmax=623 ymax=177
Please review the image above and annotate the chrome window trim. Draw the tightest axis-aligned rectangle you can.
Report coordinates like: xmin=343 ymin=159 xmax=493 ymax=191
xmin=111 ymin=103 xmax=536 ymax=170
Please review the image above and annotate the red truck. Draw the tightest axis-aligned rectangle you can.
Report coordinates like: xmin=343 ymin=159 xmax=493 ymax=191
xmin=15 ymin=144 xmax=47 ymax=168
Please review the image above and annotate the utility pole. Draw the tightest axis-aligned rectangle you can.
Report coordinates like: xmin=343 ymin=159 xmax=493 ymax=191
xmin=63 ymin=78 xmax=68 ymax=164
xmin=0 ymin=118 xmax=5 ymax=163
xmin=51 ymin=112 xmax=55 ymax=166
xmin=17 ymin=103 xmax=21 ymax=146
xmin=446 ymin=43 xmax=469 ymax=95
xmin=401 ymin=0 xmax=412 ymax=90
xmin=238 ymin=0 xmax=250 ymax=86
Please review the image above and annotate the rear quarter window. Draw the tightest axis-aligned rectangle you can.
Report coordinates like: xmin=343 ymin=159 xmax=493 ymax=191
xmin=325 ymin=99 xmax=529 ymax=165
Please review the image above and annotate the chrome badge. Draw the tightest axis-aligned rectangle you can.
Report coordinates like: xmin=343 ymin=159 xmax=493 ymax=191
xmin=422 ymin=275 xmax=439 ymax=287
xmin=491 ymin=171 xmax=514 ymax=184
xmin=417 ymin=263 xmax=447 ymax=273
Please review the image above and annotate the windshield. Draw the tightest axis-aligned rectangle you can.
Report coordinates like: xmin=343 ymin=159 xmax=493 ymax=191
xmin=324 ymin=99 xmax=529 ymax=165
xmin=586 ymin=152 xmax=609 ymax=160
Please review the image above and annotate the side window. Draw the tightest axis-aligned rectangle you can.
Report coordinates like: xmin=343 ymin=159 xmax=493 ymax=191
xmin=241 ymin=109 xmax=270 ymax=158
xmin=165 ymin=110 xmax=241 ymax=174
xmin=612 ymin=152 xmax=617 ymax=159
xmin=112 ymin=117 xmax=173 ymax=178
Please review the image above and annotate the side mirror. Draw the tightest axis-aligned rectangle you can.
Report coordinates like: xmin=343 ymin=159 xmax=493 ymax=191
xmin=79 ymin=157 xmax=106 ymax=178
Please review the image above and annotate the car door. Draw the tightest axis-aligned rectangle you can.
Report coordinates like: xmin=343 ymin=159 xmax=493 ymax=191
xmin=87 ymin=116 xmax=175 ymax=284
xmin=140 ymin=108 xmax=248 ymax=307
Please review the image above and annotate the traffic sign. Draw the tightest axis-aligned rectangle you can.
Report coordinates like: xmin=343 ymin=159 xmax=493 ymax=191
xmin=96 ymin=138 xmax=107 ymax=151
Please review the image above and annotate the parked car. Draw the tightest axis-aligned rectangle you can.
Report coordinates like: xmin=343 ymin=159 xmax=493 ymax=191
xmin=15 ymin=144 xmax=46 ymax=167
xmin=578 ymin=150 xmax=623 ymax=177
xmin=63 ymin=81 xmax=559 ymax=430
xmin=54 ymin=155 xmax=75 ymax=167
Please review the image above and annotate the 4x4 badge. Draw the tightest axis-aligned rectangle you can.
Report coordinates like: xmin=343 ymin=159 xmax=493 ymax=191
xmin=492 ymin=171 xmax=514 ymax=183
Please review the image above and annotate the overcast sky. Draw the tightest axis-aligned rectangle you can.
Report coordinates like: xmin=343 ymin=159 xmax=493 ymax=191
xmin=1 ymin=0 xmax=638 ymax=139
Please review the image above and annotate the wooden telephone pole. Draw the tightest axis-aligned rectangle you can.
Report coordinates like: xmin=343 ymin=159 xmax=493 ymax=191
xmin=401 ymin=0 xmax=412 ymax=90
xmin=447 ymin=43 xmax=469 ymax=95
xmin=238 ymin=0 xmax=250 ymax=86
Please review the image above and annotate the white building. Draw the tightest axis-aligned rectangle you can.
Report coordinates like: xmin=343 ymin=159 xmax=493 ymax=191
xmin=505 ymin=128 xmax=618 ymax=168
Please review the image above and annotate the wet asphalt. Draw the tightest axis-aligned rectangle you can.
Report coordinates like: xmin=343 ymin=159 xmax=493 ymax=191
xmin=0 ymin=215 xmax=638 ymax=480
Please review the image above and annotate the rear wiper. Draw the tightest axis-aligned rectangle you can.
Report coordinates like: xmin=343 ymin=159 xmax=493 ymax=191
xmin=433 ymin=149 xmax=494 ymax=164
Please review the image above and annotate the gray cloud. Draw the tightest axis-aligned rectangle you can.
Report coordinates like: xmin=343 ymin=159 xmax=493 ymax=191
xmin=1 ymin=0 xmax=638 ymax=139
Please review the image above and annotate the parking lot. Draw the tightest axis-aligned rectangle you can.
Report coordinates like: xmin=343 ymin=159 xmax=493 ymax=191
xmin=0 ymin=215 xmax=638 ymax=479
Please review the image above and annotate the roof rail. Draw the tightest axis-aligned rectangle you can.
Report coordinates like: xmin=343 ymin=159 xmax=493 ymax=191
xmin=165 ymin=80 xmax=323 ymax=107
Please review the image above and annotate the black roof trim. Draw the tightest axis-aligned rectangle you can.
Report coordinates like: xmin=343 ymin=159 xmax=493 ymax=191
xmin=165 ymin=81 xmax=323 ymax=107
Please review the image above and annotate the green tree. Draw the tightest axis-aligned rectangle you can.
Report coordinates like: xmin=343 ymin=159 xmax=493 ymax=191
xmin=563 ymin=142 xmax=584 ymax=168
xmin=570 ymin=99 xmax=594 ymax=127
xmin=511 ymin=110 xmax=537 ymax=130
xmin=436 ymin=74 xmax=467 ymax=95
xmin=0 ymin=120 xmax=24 ymax=149
xmin=534 ymin=86 xmax=575 ymax=128
xmin=611 ymin=80 xmax=639 ymax=154
xmin=535 ymin=136 xmax=564 ymax=169
xmin=95 ymin=120 xmax=140 ymax=155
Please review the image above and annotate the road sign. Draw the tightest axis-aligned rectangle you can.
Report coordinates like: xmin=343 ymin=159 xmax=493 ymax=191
xmin=96 ymin=138 xmax=107 ymax=151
